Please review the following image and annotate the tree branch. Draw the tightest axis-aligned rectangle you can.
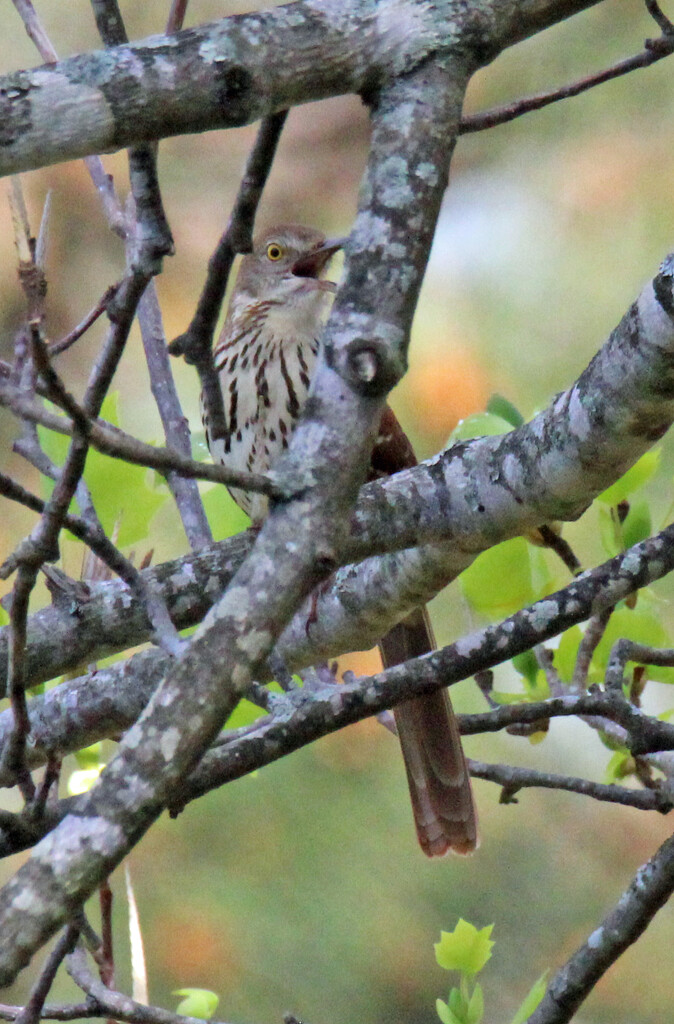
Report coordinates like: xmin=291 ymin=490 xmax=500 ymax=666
xmin=66 ymin=947 xmax=236 ymax=1024
xmin=0 ymin=379 xmax=275 ymax=495
xmin=4 ymin=525 xmax=674 ymax=832
xmin=467 ymin=760 xmax=672 ymax=811
xmin=527 ymin=832 xmax=674 ymax=1023
xmin=460 ymin=28 xmax=674 ymax=134
xmin=169 ymin=110 xmax=288 ymax=448
xmin=13 ymin=926 xmax=79 ymax=1024
xmin=0 ymin=0 xmax=605 ymax=178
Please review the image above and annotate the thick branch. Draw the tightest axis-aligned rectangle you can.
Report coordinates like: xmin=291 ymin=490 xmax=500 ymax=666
xmin=281 ymin=262 xmax=674 ymax=662
xmin=0 ymin=0 xmax=604 ymax=178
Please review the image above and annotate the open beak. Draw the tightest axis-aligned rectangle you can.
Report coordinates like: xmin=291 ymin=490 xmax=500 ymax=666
xmin=291 ymin=237 xmax=346 ymax=279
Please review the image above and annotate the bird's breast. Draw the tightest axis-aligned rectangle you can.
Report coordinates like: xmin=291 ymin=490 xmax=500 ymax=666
xmin=206 ymin=310 xmax=322 ymax=519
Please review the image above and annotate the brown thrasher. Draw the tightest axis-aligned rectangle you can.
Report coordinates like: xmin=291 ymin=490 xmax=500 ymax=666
xmin=204 ymin=224 xmax=477 ymax=856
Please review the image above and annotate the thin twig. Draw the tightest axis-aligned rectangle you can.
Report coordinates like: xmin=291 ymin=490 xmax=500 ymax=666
xmin=458 ymin=693 xmax=674 ymax=750
xmin=73 ymin=913 xmax=104 ymax=961
xmin=536 ymin=524 xmax=582 ymax=576
xmin=535 ymin=645 xmax=564 ymax=694
xmin=468 ymin=759 xmax=673 ymax=811
xmin=50 ymin=284 xmax=121 ymax=357
xmin=34 ymin=191 xmax=51 ymax=270
xmin=11 ymin=0 xmax=126 ymax=234
xmin=98 ymin=881 xmax=114 ymax=990
xmin=126 ymin=147 xmax=175 ymax=275
xmin=606 ymin=640 xmax=674 ymax=691
xmin=22 ymin=0 xmax=206 ymax=555
xmin=13 ymin=925 xmax=79 ymax=1024
xmin=165 ymin=0 xmax=188 ymax=33
xmin=169 ymin=110 xmax=288 ymax=445
xmin=11 ymin=0 xmax=57 ymax=60
xmin=0 ymin=265 xmax=152 ymax=793
xmin=89 ymin=0 xmax=126 ymax=47
xmin=571 ymin=607 xmax=614 ymax=690
xmin=0 ymin=1004 xmax=95 ymax=1022
xmin=0 ymin=378 xmax=276 ymax=494
xmin=30 ymin=322 xmax=91 ymax=433
xmin=31 ymin=757 xmax=61 ymax=820
xmin=89 ymin=1 xmax=210 ymax=550
xmin=460 ymin=32 xmax=674 ymax=134
xmin=4 ymin=568 xmax=37 ymax=799
xmin=136 ymin=282 xmax=212 ymax=549
xmin=67 ymin=947 xmax=235 ymax=1024
xmin=1 ymin=190 xmax=50 ymax=798
xmin=645 ymin=0 xmax=674 ymax=35
xmin=8 ymin=325 xmax=184 ymax=654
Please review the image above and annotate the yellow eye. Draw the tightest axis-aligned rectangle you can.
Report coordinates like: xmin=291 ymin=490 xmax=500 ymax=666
xmin=266 ymin=243 xmax=284 ymax=261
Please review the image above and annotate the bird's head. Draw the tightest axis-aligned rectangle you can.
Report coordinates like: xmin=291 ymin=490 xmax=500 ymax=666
xmin=232 ymin=224 xmax=344 ymax=308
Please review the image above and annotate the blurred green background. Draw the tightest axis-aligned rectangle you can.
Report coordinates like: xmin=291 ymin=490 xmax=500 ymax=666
xmin=1 ymin=2 xmax=674 ymax=1022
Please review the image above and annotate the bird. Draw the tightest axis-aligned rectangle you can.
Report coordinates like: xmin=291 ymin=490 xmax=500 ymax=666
xmin=203 ymin=223 xmax=477 ymax=856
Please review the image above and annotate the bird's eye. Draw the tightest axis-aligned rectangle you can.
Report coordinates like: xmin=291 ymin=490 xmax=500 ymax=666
xmin=266 ymin=243 xmax=284 ymax=261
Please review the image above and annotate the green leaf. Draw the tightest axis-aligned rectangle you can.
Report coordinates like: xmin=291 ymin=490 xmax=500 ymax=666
xmin=597 ymin=505 xmax=621 ymax=558
xmin=448 ymin=412 xmax=513 ymax=443
xmin=173 ymin=989 xmax=219 ymax=1019
xmin=512 ymin=650 xmax=539 ymax=686
xmin=67 ymin=767 xmax=103 ymax=795
xmin=486 ymin=394 xmax=524 ymax=427
xmin=597 ymin=449 xmax=661 ymax=505
xmin=223 ymin=681 xmax=288 ymax=731
xmin=0 ymin=603 xmax=8 ymax=627
xmin=449 ymin=987 xmax=468 ymax=1019
xmin=201 ymin=485 xmax=250 ymax=541
xmin=604 ymin=750 xmax=635 ymax=783
xmin=510 ymin=971 xmax=549 ymax=1024
xmin=598 ymin=500 xmax=652 ymax=558
xmin=553 ymin=626 xmax=583 ymax=682
xmin=466 ymin=982 xmax=485 ymax=1024
xmin=510 ymin=651 xmax=550 ymax=701
xmin=436 ymin=998 xmax=462 ymax=1024
xmin=489 ymin=691 xmax=529 ymax=705
xmin=598 ymin=730 xmax=630 ymax=753
xmin=590 ymin=600 xmax=673 ymax=684
xmin=74 ymin=742 xmax=105 ymax=770
xmin=83 ymin=457 xmax=167 ymax=550
xmin=621 ymin=500 xmax=652 ymax=550
xmin=460 ymin=539 xmax=552 ymax=616
xmin=435 ymin=920 xmax=495 ymax=977
xmin=37 ymin=393 xmax=168 ymax=547
xmin=224 ymin=697 xmax=267 ymax=730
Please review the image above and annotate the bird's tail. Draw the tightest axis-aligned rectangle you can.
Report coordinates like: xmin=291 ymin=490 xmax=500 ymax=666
xmin=379 ymin=607 xmax=478 ymax=857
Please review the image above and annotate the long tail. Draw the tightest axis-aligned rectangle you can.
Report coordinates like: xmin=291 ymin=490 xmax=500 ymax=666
xmin=379 ymin=607 xmax=478 ymax=857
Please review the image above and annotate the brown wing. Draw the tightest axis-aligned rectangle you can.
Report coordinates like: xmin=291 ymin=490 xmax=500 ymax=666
xmin=369 ymin=405 xmax=418 ymax=479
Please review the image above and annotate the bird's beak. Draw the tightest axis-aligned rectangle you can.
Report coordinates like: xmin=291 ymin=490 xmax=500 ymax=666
xmin=291 ymin=237 xmax=346 ymax=279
